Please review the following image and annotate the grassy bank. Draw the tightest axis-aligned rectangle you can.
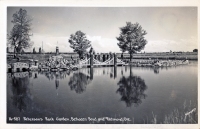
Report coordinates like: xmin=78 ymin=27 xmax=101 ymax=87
xmin=118 ymin=52 xmax=198 ymax=60
xmin=147 ymin=100 xmax=197 ymax=124
xmin=88 ymin=100 xmax=197 ymax=124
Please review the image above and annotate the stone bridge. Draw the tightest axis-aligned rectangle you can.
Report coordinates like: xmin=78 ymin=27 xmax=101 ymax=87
xmin=7 ymin=62 xmax=29 ymax=72
xmin=13 ymin=62 xmax=29 ymax=72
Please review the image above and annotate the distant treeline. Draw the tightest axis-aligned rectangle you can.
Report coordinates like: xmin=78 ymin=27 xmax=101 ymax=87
xmin=119 ymin=52 xmax=198 ymax=60
xmin=7 ymin=52 xmax=198 ymax=60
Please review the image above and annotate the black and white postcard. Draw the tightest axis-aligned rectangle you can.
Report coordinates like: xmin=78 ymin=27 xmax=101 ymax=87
xmin=0 ymin=0 xmax=199 ymax=129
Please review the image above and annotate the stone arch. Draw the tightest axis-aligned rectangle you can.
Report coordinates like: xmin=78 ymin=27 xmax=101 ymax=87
xmin=13 ymin=62 xmax=29 ymax=72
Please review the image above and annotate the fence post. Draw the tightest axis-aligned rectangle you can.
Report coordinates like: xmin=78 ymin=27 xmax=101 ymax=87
xmin=98 ymin=54 xmax=100 ymax=61
xmin=107 ymin=54 xmax=109 ymax=60
xmin=87 ymin=53 xmax=90 ymax=59
xmin=90 ymin=53 xmax=93 ymax=68
xmin=121 ymin=53 xmax=123 ymax=61
xmin=34 ymin=60 xmax=38 ymax=66
xmin=103 ymin=54 xmax=106 ymax=62
xmin=114 ymin=66 xmax=117 ymax=79
xmin=114 ymin=53 xmax=117 ymax=66
xmin=110 ymin=53 xmax=113 ymax=59
xmin=11 ymin=63 xmax=15 ymax=72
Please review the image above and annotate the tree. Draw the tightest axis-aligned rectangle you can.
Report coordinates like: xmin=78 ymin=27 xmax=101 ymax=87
xmin=193 ymin=49 xmax=198 ymax=52
xmin=69 ymin=31 xmax=91 ymax=59
xmin=7 ymin=8 xmax=33 ymax=58
xmin=116 ymin=22 xmax=147 ymax=62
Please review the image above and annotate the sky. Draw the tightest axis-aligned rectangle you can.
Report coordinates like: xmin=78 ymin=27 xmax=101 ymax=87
xmin=7 ymin=7 xmax=197 ymax=53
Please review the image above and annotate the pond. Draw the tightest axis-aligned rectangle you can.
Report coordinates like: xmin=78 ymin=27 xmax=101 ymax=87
xmin=7 ymin=61 xmax=198 ymax=124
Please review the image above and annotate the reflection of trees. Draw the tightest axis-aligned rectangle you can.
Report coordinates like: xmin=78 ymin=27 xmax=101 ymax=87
xmin=110 ymin=73 xmax=113 ymax=78
xmin=11 ymin=76 xmax=32 ymax=112
xmin=39 ymin=71 xmax=71 ymax=80
xmin=121 ymin=68 xmax=123 ymax=76
xmin=34 ymin=73 xmax=38 ymax=79
xmin=153 ymin=67 xmax=159 ymax=74
xmin=55 ymin=72 xmax=60 ymax=89
xmin=117 ymin=66 xmax=147 ymax=107
xmin=103 ymin=69 xmax=105 ymax=75
xmin=68 ymin=72 xmax=91 ymax=94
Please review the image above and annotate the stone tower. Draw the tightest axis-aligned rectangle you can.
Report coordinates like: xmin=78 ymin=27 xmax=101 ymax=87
xmin=39 ymin=47 xmax=41 ymax=54
xmin=56 ymin=46 xmax=59 ymax=55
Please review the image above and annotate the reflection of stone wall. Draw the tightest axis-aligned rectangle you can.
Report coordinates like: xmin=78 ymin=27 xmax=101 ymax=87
xmin=13 ymin=72 xmax=29 ymax=78
xmin=7 ymin=72 xmax=29 ymax=78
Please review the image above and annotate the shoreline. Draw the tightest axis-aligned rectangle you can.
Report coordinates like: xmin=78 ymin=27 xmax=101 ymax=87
xmin=7 ymin=52 xmax=198 ymax=62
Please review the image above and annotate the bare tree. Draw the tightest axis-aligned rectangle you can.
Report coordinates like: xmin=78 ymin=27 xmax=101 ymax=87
xmin=116 ymin=22 xmax=147 ymax=62
xmin=7 ymin=8 xmax=33 ymax=58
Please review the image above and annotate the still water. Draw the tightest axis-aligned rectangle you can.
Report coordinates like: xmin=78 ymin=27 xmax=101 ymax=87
xmin=7 ymin=62 xmax=198 ymax=124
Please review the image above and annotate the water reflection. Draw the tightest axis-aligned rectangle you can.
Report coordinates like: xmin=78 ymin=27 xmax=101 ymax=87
xmin=117 ymin=66 xmax=147 ymax=107
xmin=38 ymin=71 xmax=70 ymax=80
xmin=114 ymin=66 xmax=117 ymax=79
xmin=34 ymin=73 xmax=38 ymax=79
xmin=103 ymin=69 xmax=105 ymax=75
xmin=121 ymin=68 xmax=124 ymax=76
xmin=68 ymin=71 xmax=91 ymax=94
xmin=10 ymin=74 xmax=32 ymax=112
xmin=122 ymin=65 xmax=174 ymax=75
xmin=6 ymin=62 xmax=197 ymax=124
xmin=55 ymin=72 xmax=60 ymax=89
xmin=29 ymin=72 xmax=32 ymax=78
xmin=90 ymin=68 xmax=93 ymax=80
xmin=153 ymin=67 xmax=159 ymax=74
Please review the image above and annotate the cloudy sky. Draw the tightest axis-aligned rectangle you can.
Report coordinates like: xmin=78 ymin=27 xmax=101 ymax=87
xmin=7 ymin=7 xmax=197 ymax=53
